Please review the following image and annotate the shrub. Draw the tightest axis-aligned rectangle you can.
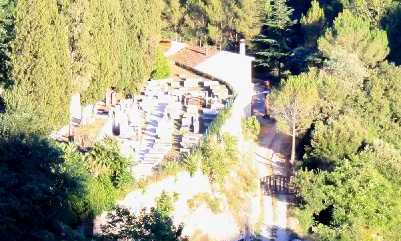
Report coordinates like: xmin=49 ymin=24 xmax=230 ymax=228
xmin=151 ymin=49 xmax=172 ymax=80
xmin=182 ymin=149 xmax=203 ymax=176
xmin=61 ymin=138 xmax=134 ymax=219
xmin=187 ymin=193 xmax=221 ymax=214
xmin=241 ymin=116 xmax=261 ymax=140
xmin=156 ymin=191 xmax=179 ymax=217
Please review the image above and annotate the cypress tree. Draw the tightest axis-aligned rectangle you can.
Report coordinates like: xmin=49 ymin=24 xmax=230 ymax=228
xmin=5 ymin=0 xmax=72 ymax=132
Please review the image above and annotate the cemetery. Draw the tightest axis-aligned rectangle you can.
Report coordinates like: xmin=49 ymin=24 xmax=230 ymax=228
xmin=52 ymin=77 xmax=233 ymax=177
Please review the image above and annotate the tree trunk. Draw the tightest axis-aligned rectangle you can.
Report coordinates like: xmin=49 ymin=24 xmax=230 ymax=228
xmin=291 ymin=121 xmax=296 ymax=168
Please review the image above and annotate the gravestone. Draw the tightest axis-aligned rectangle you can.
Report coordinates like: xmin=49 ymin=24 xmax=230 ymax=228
xmin=105 ymin=89 xmax=113 ymax=106
xmin=70 ymin=93 xmax=82 ymax=125
xmin=119 ymin=112 xmax=130 ymax=139
xmin=111 ymin=91 xmax=118 ymax=106
xmin=192 ymin=117 xmax=200 ymax=134
xmin=81 ymin=104 xmax=95 ymax=125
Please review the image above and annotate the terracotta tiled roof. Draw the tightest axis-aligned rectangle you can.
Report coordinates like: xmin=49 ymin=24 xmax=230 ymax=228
xmin=170 ymin=45 xmax=219 ymax=68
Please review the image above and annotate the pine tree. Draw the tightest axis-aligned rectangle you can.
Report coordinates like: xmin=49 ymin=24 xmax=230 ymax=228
xmin=318 ymin=10 xmax=389 ymax=68
xmin=235 ymin=0 xmax=265 ymax=40
xmin=301 ymin=0 xmax=325 ymax=49
xmin=340 ymin=0 xmax=394 ymax=26
xmin=255 ymin=0 xmax=294 ymax=78
xmin=269 ymin=72 xmax=319 ymax=168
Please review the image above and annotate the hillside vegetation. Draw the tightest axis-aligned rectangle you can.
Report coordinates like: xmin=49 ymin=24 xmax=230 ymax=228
xmin=0 ymin=0 xmax=400 ymax=241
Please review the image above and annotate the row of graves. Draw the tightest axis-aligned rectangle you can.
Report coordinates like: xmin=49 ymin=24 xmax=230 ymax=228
xmin=52 ymin=77 xmax=232 ymax=177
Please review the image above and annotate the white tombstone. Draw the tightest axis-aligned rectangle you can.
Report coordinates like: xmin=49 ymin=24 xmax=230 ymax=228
xmin=111 ymin=91 xmax=117 ymax=106
xmin=81 ymin=105 xmax=95 ymax=125
xmin=193 ymin=117 xmax=200 ymax=134
xmin=105 ymin=90 xmax=113 ymax=106
xmin=157 ymin=117 xmax=172 ymax=141
xmin=119 ymin=112 xmax=130 ymax=139
xmin=70 ymin=93 xmax=82 ymax=123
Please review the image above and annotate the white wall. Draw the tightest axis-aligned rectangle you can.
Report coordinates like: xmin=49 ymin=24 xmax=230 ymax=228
xmin=194 ymin=51 xmax=254 ymax=139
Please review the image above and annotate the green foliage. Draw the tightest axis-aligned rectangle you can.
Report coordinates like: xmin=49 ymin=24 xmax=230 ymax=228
xmin=182 ymin=149 xmax=203 ymax=176
xmin=269 ymin=72 xmax=319 ymax=163
xmin=62 ymin=138 xmax=133 ymax=217
xmin=200 ymin=134 xmax=238 ymax=184
xmin=301 ymin=0 xmax=326 ymax=49
xmin=340 ymin=0 xmax=394 ymax=26
xmin=306 ymin=116 xmax=367 ymax=169
xmin=291 ymin=9 xmax=401 ymax=238
xmin=294 ymin=155 xmax=401 ymax=240
xmin=156 ymin=191 xmax=178 ymax=217
xmin=187 ymin=193 xmax=221 ymax=213
xmin=151 ymin=49 xmax=172 ymax=80
xmin=70 ymin=0 xmax=163 ymax=103
xmin=2 ymin=0 xmax=163 ymax=133
xmin=255 ymin=0 xmax=294 ymax=77
xmin=318 ymin=10 xmax=389 ymax=69
xmin=206 ymin=102 xmax=233 ymax=136
xmin=162 ymin=0 xmax=185 ymax=37
xmin=0 ymin=0 xmax=14 ymax=88
xmin=241 ymin=116 xmax=261 ymax=140
xmin=5 ymin=0 xmax=73 ymax=132
xmin=101 ymin=207 xmax=188 ymax=241
xmin=163 ymin=0 xmax=265 ymax=47
xmin=84 ymin=138 xmax=133 ymax=188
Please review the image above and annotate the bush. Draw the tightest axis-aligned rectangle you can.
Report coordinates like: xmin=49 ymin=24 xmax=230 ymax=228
xmin=187 ymin=193 xmax=221 ymax=213
xmin=182 ymin=149 xmax=203 ymax=176
xmin=61 ymin=138 xmax=134 ymax=218
xmin=156 ymin=191 xmax=179 ymax=217
xmin=241 ymin=116 xmax=261 ymax=140
xmin=151 ymin=49 xmax=172 ymax=80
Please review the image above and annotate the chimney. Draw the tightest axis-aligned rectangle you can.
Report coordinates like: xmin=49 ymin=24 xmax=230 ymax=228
xmin=239 ymin=39 xmax=246 ymax=55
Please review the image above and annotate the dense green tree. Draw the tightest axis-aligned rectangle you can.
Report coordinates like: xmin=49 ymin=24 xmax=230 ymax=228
xmin=294 ymin=155 xmax=401 ymax=240
xmin=319 ymin=10 xmax=389 ymax=68
xmin=306 ymin=115 xmax=366 ymax=169
xmin=301 ymin=0 xmax=326 ymax=49
xmin=165 ymin=0 xmax=265 ymax=48
xmin=340 ymin=0 xmax=394 ymax=26
xmin=234 ymin=0 xmax=264 ymax=40
xmin=162 ymin=0 xmax=185 ymax=38
xmin=0 ymin=0 xmax=14 ymax=89
xmin=255 ymin=0 xmax=294 ymax=78
xmin=4 ymin=0 xmax=73 ymax=132
xmin=318 ymin=10 xmax=389 ymax=86
xmin=72 ymin=0 xmax=163 ymax=103
xmin=269 ymin=72 xmax=319 ymax=166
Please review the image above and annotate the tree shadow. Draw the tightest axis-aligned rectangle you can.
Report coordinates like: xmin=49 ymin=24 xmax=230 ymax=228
xmin=383 ymin=5 xmax=401 ymax=65
xmin=99 ymin=206 xmax=188 ymax=241
xmin=0 ymin=131 xmax=90 ymax=241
